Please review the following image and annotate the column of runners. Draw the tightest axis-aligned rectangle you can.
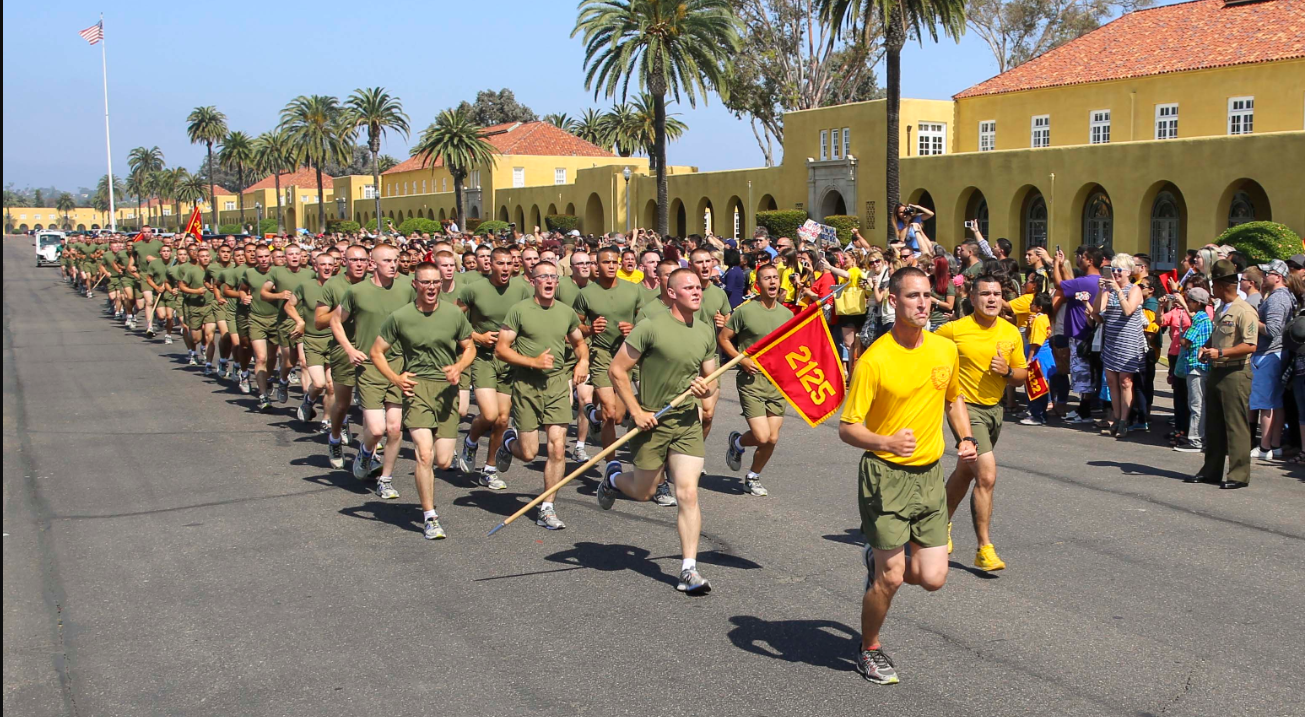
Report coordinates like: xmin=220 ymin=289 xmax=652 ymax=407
xmin=58 ymin=228 xmax=1028 ymax=686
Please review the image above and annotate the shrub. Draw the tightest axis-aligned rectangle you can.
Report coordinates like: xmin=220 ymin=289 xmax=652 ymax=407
xmin=398 ymin=217 xmax=440 ymax=235
xmin=822 ymin=214 xmax=860 ymax=244
xmin=1215 ymin=221 xmax=1300 ymax=264
xmin=365 ymin=217 xmax=398 ymax=232
xmin=463 ymin=217 xmax=483 ymax=233
xmin=545 ymin=214 xmax=580 ymax=233
xmin=258 ymin=218 xmax=279 ymax=235
xmin=475 ymin=220 xmax=510 ymax=236
xmin=755 ymin=209 xmax=808 ymax=241
xmin=329 ymin=220 xmax=360 ymax=234
xmin=217 ymin=223 xmax=243 ymax=235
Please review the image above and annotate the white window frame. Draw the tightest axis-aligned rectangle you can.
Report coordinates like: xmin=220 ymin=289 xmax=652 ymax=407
xmin=819 ymin=130 xmax=828 ymax=161
xmin=1090 ymin=110 xmax=1111 ymax=145
xmin=831 ymin=128 xmax=842 ymax=159
xmin=403 ymin=182 xmax=409 ymax=195
xmin=1228 ymin=96 xmax=1254 ymax=135
xmin=363 ymin=185 xmax=376 ymax=199
xmin=842 ymin=128 xmax=850 ymax=157
xmin=512 ymin=167 xmax=525 ymax=188
xmin=422 ymin=179 xmax=427 ymax=194
xmin=1031 ymin=115 xmax=1050 ymax=148
xmin=917 ymin=122 xmax=946 ymax=156
xmin=470 ymin=170 xmax=480 ymax=188
xmin=1155 ymin=103 xmax=1178 ymax=140
xmin=978 ymin=120 xmax=996 ymax=152
xmin=162 ymin=208 xmax=171 ymax=216
xmin=555 ymin=168 xmax=567 ymax=185
xmin=224 ymin=201 xmax=235 ymax=211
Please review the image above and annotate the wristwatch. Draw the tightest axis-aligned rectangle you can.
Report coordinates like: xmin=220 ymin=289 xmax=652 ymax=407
xmin=1004 ymin=365 xmax=1013 ymax=378
xmin=957 ymin=436 xmax=978 ymax=449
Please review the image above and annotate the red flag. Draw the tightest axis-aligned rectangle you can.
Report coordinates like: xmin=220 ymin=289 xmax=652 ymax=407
xmin=183 ymin=206 xmax=203 ymax=240
xmin=1025 ymin=358 xmax=1050 ymax=400
xmin=745 ymin=303 xmax=846 ymax=426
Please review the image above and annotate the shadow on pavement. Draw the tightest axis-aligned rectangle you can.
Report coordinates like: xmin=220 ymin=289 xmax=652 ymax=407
xmin=726 ymin=616 xmax=860 ymax=672
xmin=452 ymin=490 xmax=534 ymax=517
xmin=1087 ymin=459 xmax=1191 ymax=481
xmin=339 ymin=500 xmax=422 ymax=533
xmin=822 ymin=528 xmax=863 ymax=546
xmin=947 ymin=560 xmax=1001 ymax=580
xmin=545 ymin=541 xmax=678 ymax=589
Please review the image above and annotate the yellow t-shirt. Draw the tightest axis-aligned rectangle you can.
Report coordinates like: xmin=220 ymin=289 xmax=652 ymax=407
xmin=1028 ymin=313 xmax=1050 ymax=347
xmin=834 ymin=266 xmax=867 ymax=315
xmin=841 ymin=331 xmax=962 ymax=467
xmin=617 ymin=268 xmax=644 ymax=284
xmin=1009 ymin=293 xmax=1034 ymax=329
xmin=933 ymin=315 xmax=1028 ymax=407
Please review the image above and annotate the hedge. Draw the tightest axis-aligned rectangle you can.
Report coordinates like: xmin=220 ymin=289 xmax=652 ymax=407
xmin=257 ymin=218 xmax=278 ymax=235
xmin=822 ymin=214 xmax=860 ymax=244
xmin=755 ymin=210 xmax=807 ymax=241
xmin=398 ymin=217 xmax=440 ymax=235
xmin=1215 ymin=221 xmax=1299 ymax=264
xmin=329 ymin=220 xmax=360 ymax=234
xmin=475 ymin=220 xmax=511 ymax=236
xmin=365 ymin=217 xmax=398 ymax=232
xmin=545 ymin=214 xmax=580 ymax=233
xmin=464 ymin=217 xmax=483 ymax=233
xmin=217 ymin=224 xmax=243 ymax=235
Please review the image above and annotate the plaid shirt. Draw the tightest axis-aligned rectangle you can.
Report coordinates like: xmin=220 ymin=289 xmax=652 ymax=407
xmin=1178 ymin=311 xmax=1213 ymax=375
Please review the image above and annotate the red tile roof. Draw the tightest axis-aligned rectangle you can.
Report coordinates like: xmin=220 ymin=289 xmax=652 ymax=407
xmin=384 ymin=121 xmax=614 ymax=174
xmin=243 ymin=168 xmax=334 ymax=192
xmin=955 ymin=0 xmax=1305 ymax=99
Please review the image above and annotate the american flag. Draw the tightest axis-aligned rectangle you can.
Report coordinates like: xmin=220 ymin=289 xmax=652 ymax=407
xmin=78 ymin=21 xmax=103 ymax=45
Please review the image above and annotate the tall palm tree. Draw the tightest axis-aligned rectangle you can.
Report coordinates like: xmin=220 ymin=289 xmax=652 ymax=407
xmin=186 ymin=106 xmax=228 ymax=232
xmin=125 ymin=171 xmax=149 ymax=230
xmin=218 ymin=131 xmax=255 ymax=230
xmin=150 ymin=169 xmax=180 ymax=231
xmin=573 ymin=108 xmax=612 ymax=149
xmin=127 ymin=146 xmax=164 ymax=227
xmin=543 ymin=113 xmax=578 ymax=132
xmin=253 ymin=130 xmax=295 ymax=234
xmin=573 ymin=0 xmax=741 ymax=236
xmin=601 ymin=104 xmax=640 ymax=156
xmin=627 ymin=95 xmax=688 ymax=170
xmin=820 ymin=0 xmax=964 ymax=241
xmin=56 ymin=192 xmax=76 ymax=229
xmin=94 ymin=175 xmax=123 ymax=224
xmin=345 ymin=87 xmax=410 ymax=236
xmin=410 ymin=108 xmax=498 ymax=227
xmin=175 ymin=171 xmax=208 ymax=227
xmin=279 ymin=95 xmax=353 ymax=231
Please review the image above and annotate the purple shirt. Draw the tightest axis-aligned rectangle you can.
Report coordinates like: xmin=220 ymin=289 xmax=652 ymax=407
xmin=1061 ymin=275 xmax=1101 ymax=342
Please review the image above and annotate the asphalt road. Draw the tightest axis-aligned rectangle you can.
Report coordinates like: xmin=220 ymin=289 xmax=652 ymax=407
xmin=4 ymin=236 xmax=1303 ymax=717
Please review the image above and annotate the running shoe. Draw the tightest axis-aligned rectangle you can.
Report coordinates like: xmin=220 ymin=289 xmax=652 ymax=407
xmin=653 ymin=479 xmax=677 ymax=507
xmin=743 ymin=476 xmax=769 ymax=497
xmin=340 ymin=418 xmax=352 ymax=446
xmin=725 ymin=430 xmax=744 ymax=471
xmin=676 ymin=567 xmax=711 ymax=594
xmin=975 ymin=544 xmax=1006 ymax=571
xmin=1018 ymin=416 xmax=1045 ymax=426
xmin=1173 ymin=440 xmax=1203 ymax=453
xmin=1067 ymin=414 xmax=1095 ymax=425
xmin=238 ymin=374 xmax=251 ymax=394
xmin=423 ymin=516 xmax=447 ymax=540
xmin=328 ymin=441 xmax=345 ymax=469
xmin=296 ymin=399 xmax=317 ymax=423
xmin=536 ymin=506 xmax=566 ymax=530
xmin=947 ymin=522 xmax=953 ymax=555
xmin=856 ymin=648 xmax=899 ymax=685
xmin=257 ymin=395 xmax=272 ymax=412
xmin=584 ymin=403 xmax=602 ymax=434
xmin=375 ymin=479 xmax=399 ymax=500
xmin=274 ymin=382 xmax=289 ymax=404
xmin=188 ymin=354 xmax=199 ymax=367
xmin=287 ymin=369 xmax=301 ymax=385
xmin=203 ymin=364 xmax=213 ymax=377
xmin=495 ymin=428 xmax=517 ymax=473
xmin=597 ymin=462 xmax=621 ymax=510
xmin=352 ymin=449 xmax=374 ymax=480
xmin=458 ymin=437 xmax=477 ymax=474
xmin=145 ymin=327 xmax=156 ymax=339
xmin=320 ymin=418 xmax=331 ymax=433
xmin=163 ymin=334 xmax=173 ymax=345
xmin=477 ymin=470 xmax=507 ymax=491
xmin=572 ymin=443 xmax=591 ymax=464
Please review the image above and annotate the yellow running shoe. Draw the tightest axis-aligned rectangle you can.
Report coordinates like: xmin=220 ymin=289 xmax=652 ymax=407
xmin=975 ymin=544 xmax=1006 ymax=571
xmin=947 ymin=522 xmax=953 ymax=555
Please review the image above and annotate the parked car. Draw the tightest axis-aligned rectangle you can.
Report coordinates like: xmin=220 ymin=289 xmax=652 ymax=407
xmin=36 ymin=230 xmax=65 ymax=266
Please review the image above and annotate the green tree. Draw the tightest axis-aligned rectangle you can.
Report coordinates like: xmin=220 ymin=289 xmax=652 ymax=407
xmin=125 ymin=172 xmax=149 ymax=230
xmin=627 ymin=94 xmax=688 ymax=170
xmin=967 ymin=0 xmax=1151 ymax=73
xmin=543 ymin=113 xmax=579 ymax=132
xmin=280 ymin=95 xmax=354 ymax=231
xmin=377 ymin=155 xmax=399 ymax=173
xmin=573 ymin=108 xmax=612 ymax=149
xmin=93 ymin=175 xmax=123 ymax=222
xmin=820 ymin=0 xmax=965 ymax=241
xmin=34 ymin=189 xmax=44 ymax=207
xmin=56 ymin=192 xmax=76 ymax=228
xmin=573 ymin=0 xmax=742 ymax=236
xmin=253 ymin=129 xmax=295 ymax=234
xmin=345 ymin=87 xmax=410 ymax=241
xmin=175 ymin=170 xmax=208 ymax=230
xmin=151 ymin=168 xmax=181 ymax=231
xmin=218 ymin=131 xmax=255 ymax=230
xmin=456 ymin=88 xmax=538 ymax=126
xmin=127 ymin=146 xmax=165 ymax=227
xmin=186 ymin=106 xmax=228 ymax=231
xmin=410 ymin=107 xmax=498 ymax=227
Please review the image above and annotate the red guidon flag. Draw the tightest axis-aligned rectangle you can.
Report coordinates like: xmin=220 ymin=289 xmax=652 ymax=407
xmin=1025 ymin=358 xmax=1050 ymax=401
xmin=183 ymin=206 xmax=203 ymax=240
xmin=745 ymin=302 xmax=846 ymax=427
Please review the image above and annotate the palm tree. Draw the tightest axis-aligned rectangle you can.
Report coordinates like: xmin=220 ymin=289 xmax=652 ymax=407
xmin=573 ymin=0 xmax=741 ymax=236
xmin=345 ymin=87 xmax=410 ymax=236
xmin=175 ymin=171 xmax=208 ymax=228
xmin=125 ymin=172 xmax=149 ymax=230
xmin=543 ymin=113 xmax=579 ymax=132
xmin=410 ymin=108 xmax=498 ymax=227
xmin=218 ymin=131 xmax=255 ymax=230
xmin=127 ymin=146 xmax=164 ymax=227
xmin=149 ymin=168 xmax=180 ymax=231
xmin=614 ymin=95 xmax=687 ymax=170
xmin=601 ymin=104 xmax=639 ymax=156
xmin=279 ymin=95 xmax=353 ymax=231
xmin=252 ymin=129 xmax=295 ymax=234
xmin=378 ymin=155 xmax=399 ymax=173
xmin=56 ymin=192 xmax=76 ymax=229
xmin=94 ymin=175 xmax=123 ymax=223
xmin=573 ymin=108 xmax=611 ymax=150
xmin=186 ymin=106 xmax=228 ymax=232
xmin=820 ymin=0 xmax=964 ymax=241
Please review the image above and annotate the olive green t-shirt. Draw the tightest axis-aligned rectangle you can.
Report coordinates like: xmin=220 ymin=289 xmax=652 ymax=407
xmin=573 ymin=279 xmax=647 ymax=352
xmin=503 ymin=299 xmax=581 ymax=378
xmin=218 ymin=264 xmax=245 ymax=306
xmin=133 ymin=239 xmax=164 ymax=271
xmin=269 ymin=266 xmax=313 ymax=319
xmin=293 ymin=279 xmax=332 ymax=337
xmin=555 ymin=277 xmax=585 ymax=307
xmin=510 ymin=275 xmax=533 ymax=293
xmin=165 ymin=263 xmax=186 ymax=293
xmin=241 ymin=266 xmax=280 ymax=317
xmin=206 ymin=262 xmax=232 ymax=305
xmin=339 ymin=278 xmax=417 ymax=353
xmin=638 ymin=282 xmax=660 ymax=305
xmin=104 ymin=250 xmax=127 ymax=276
xmin=318 ymin=273 xmax=367 ymax=342
xmin=698 ymin=284 xmax=731 ymax=327
xmin=457 ymin=279 xmax=533 ymax=336
xmin=459 ymin=270 xmax=487 ymax=285
xmin=145 ymin=258 xmax=170 ymax=290
xmin=635 ymin=297 xmax=670 ymax=324
xmin=623 ymin=311 xmax=717 ymax=412
xmin=178 ymin=264 xmax=210 ymax=307
xmin=375 ymin=300 xmax=470 ymax=381
xmin=724 ymin=300 xmax=793 ymax=367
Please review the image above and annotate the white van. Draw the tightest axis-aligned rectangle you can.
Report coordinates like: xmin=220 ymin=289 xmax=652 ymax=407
xmin=36 ymin=230 xmax=65 ymax=266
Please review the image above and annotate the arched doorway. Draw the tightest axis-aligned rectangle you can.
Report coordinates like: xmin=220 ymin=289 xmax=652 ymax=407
xmin=1220 ymin=178 xmax=1271 ymax=228
xmin=907 ymin=189 xmax=937 ymax=242
xmin=77 ymin=224 xmax=86 ymax=231
xmin=584 ymin=193 xmax=605 ymax=235
xmin=547 ymin=203 xmax=558 ymax=217
xmin=469 ymin=205 xmax=480 ymax=219
xmin=696 ymin=197 xmax=714 ymax=235
xmin=513 ymin=206 xmax=525 ymax=229
xmin=819 ymin=189 xmax=846 ymax=220
xmin=956 ymin=187 xmax=989 ymax=243
xmin=564 ymin=202 xmax=575 ymax=217
xmin=1082 ymin=187 xmax=1113 ymax=248
xmin=642 ymin=199 xmax=658 ymax=230
xmin=1022 ymin=190 xmax=1048 ymax=250
xmin=1150 ymin=190 xmax=1183 ymax=269
xmin=670 ymin=198 xmax=687 ymax=237
xmin=757 ymin=194 xmax=777 ymax=213
xmin=725 ymin=196 xmax=744 ymax=239
xmin=529 ymin=205 xmax=541 ymax=230
xmin=33 ymin=224 xmax=44 ymax=231
xmin=439 ymin=208 xmax=447 ymax=222
xmin=19 ymin=224 xmax=30 ymax=232
xmin=498 ymin=205 xmax=509 ymax=223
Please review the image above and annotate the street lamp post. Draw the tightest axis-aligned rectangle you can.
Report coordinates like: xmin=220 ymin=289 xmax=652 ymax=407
xmin=254 ymin=201 xmax=262 ymax=238
xmin=622 ymin=166 xmax=631 ymax=233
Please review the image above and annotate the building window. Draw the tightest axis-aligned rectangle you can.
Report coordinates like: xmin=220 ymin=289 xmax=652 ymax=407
xmin=1150 ymin=191 xmax=1180 ymax=269
xmin=1024 ymin=194 xmax=1047 ymax=249
xmin=975 ymin=199 xmax=989 ymax=238
xmin=555 ymin=168 xmax=567 ymax=185
xmin=1228 ymin=191 xmax=1255 ymax=227
xmin=513 ymin=167 xmax=525 ymax=188
xmin=1031 ymin=115 xmax=1050 ymax=148
xmin=403 ymin=182 xmax=409 ymax=195
xmin=1083 ymin=191 xmax=1113 ymax=248
xmin=1090 ymin=110 xmax=1111 ymax=144
xmin=162 ymin=208 xmax=171 ymax=216
xmin=1228 ymin=97 xmax=1254 ymax=135
xmin=470 ymin=170 xmax=480 ymax=188
xmin=918 ymin=123 xmax=946 ymax=156
xmin=1155 ymin=103 xmax=1178 ymax=140
xmin=224 ymin=201 xmax=235 ymax=211
xmin=842 ymin=128 xmax=850 ymax=157
xmin=831 ymin=128 xmax=842 ymax=159
xmin=442 ymin=177 xmax=448 ymax=192
xmin=422 ymin=180 xmax=427 ymax=194
xmin=979 ymin=121 xmax=996 ymax=152
xmin=819 ymin=130 xmax=828 ymax=161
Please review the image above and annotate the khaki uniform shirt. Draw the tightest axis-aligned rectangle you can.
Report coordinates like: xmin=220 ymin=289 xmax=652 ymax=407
xmin=1208 ymin=298 xmax=1258 ymax=367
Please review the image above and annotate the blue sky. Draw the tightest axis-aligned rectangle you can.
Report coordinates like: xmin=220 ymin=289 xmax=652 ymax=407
xmin=1 ymin=1 xmax=1149 ymax=191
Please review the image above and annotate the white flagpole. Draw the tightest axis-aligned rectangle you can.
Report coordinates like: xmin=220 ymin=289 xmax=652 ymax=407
xmin=99 ymin=14 xmax=116 ymax=232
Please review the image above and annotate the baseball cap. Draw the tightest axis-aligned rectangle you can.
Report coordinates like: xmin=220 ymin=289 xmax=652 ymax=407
xmin=1185 ymin=287 xmax=1210 ymax=305
xmin=568 ymin=230 xmax=581 ymax=237
xmin=1210 ymin=259 xmax=1239 ymax=282
xmin=724 ymin=239 xmax=737 ymax=249
xmin=1287 ymin=254 xmax=1305 ymax=269
xmin=1258 ymin=259 xmax=1288 ymax=277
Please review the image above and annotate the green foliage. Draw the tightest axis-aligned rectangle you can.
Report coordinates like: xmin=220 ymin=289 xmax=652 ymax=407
xmin=329 ymin=220 xmax=361 ymax=234
xmin=365 ymin=217 xmax=398 ymax=231
xmin=475 ymin=220 xmax=511 ymax=236
xmin=545 ymin=214 xmax=581 ymax=233
xmin=822 ymin=214 xmax=860 ymax=244
xmin=755 ymin=209 xmax=808 ymax=240
xmin=456 ymin=88 xmax=537 ymax=126
xmin=1216 ymin=221 xmax=1300 ymax=264
xmin=218 ymin=223 xmax=244 ymax=234
xmin=398 ymin=217 xmax=441 ymax=235
xmin=464 ymin=217 xmax=483 ymax=233
xmin=258 ymin=218 xmax=279 ymax=235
